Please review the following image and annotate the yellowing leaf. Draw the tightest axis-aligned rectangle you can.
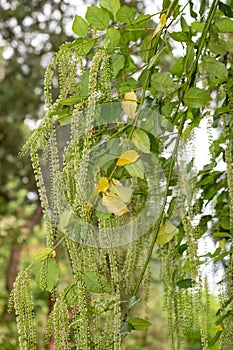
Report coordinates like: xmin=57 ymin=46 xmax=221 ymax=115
xmin=96 ymin=177 xmax=109 ymax=193
xmin=102 ymin=193 xmax=129 ymax=216
xmin=86 ymin=202 xmax=93 ymax=212
xmin=216 ymin=324 xmax=223 ymax=331
xmin=109 ymin=179 xmax=132 ymax=203
xmin=122 ymin=91 xmax=137 ymax=120
xmin=156 ymin=223 xmax=178 ymax=245
xmin=116 ymin=150 xmax=140 ymax=166
xmin=34 ymin=247 xmax=55 ymax=261
xmin=152 ymin=13 xmax=167 ymax=39
xmin=132 ymin=129 xmax=150 ymax=153
xmin=115 ymin=184 xmax=132 ymax=203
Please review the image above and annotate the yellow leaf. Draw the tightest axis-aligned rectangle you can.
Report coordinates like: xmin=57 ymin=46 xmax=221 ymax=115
xmin=156 ymin=223 xmax=178 ymax=245
xmin=116 ymin=150 xmax=140 ymax=166
xmin=96 ymin=177 xmax=109 ymax=193
xmin=122 ymin=91 xmax=137 ymax=120
xmin=34 ymin=247 xmax=55 ymax=261
xmin=102 ymin=193 xmax=129 ymax=216
xmin=216 ymin=324 xmax=223 ymax=331
xmin=86 ymin=202 xmax=93 ymax=212
xmin=152 ymin=13 xmax=167 ymax=39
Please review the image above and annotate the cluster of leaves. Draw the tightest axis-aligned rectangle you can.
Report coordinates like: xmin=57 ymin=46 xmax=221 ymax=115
xmin=7 ymin=0 xmax=233 ymax=349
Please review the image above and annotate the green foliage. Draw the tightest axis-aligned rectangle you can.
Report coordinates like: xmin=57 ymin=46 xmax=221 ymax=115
xmin=6 ymin=0 xmax=233 ymax=349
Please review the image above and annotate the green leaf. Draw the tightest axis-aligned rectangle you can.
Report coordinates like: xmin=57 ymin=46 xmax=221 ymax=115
xmin=118 ymin=78 xmax=138 ymax=94
xmin=189 ymin=1 xmax=197 ymax=19
xmin=34 ymin=258 xmax=59 ymax=292
xmin=183 ymin=42 xmax=194 ymax=73
xmin=73 ymin=38 xmax=96 ymax=55
xmin=127 ymin=318 xmax=151 ymax=330
xmin=79 ymin=70 xmax=89 ymax=97
xmin=183 ymin=87 xmax=211 ymax=108
xmin=178 ymin=243 xmax=187 ymax=255
xmin=101 ymin=101 xmax=122 ymax=121
xmin=171 ymin=57 xmax=183 ymax=77
xmin=127 ymin=296 xmax=140 ymax=310
xmin=81 ymin=272 xmax=112 ymax=293
xmin=151 ymin=72 xmax=176 ymax=94
xmin=59 ymin=96 xmax=83 ymax=107
xmin=148 ymin=46 xmax=168 ymax=69
xmin=106 ymin=27 xmax=121 ymax=48
xmin=140 ymin=34 xmax=153 ymax=62
xmin=60 ymin=210 xmax=72 ymax=232
xmin=170 ymin=31 xmax=188 ymax=42
xmin=100 ymin=0 xmax=120 ymax=19
xmin=56 ymin=113 xmax=71 ymax=125
xmin=64 ymin=284 xmax=79 ymax=306
xmin=124 ymin=159 xmax=145 ymax=179
xmin=191 ymin=21 xmax=205 ymax=32
xmin=33 ymin=247 xmax=55 ymax=261
xmin=163 ymin=0 xmax=171 ymax=8
xmin=181 ymin=16 xmax=189 ymax=33
xmin=220 ymin=218 xmax=230 ymax=230
xmin=72 ymin=15 xmax=88 ymax=38
xmin=85 ymin=6 xmax=111 ymax=30
xmin=213 ymin=231 xmax=232 ymax=238
xmin=176 ymin=278 xmax=193 ymax=289
xmin=215 ymin=18 xmax=233 ymax=32
xmin=116 ymin=5 xmax=136 ymax=24
xmin=199 ymin=0 xmax=207 ymax=18
xmin=219 ymin=1 xmax=233 ymax=18
xmin=156 ymin=223 xmax=178 ymax=245
xmin=111 ymin=54 xmax=125 ymax=78
xmin=132 ymin=129 xmax=150 ymax=153
xmin=202 ymin=56 xmax=228 ymax=79
xmin=120 ymin=321 xmax=134 ymax=334
xmin=114 ymin=184 xmax=132 ymax=203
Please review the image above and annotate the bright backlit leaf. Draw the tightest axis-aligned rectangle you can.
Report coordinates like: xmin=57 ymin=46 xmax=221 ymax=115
xmin=127 ymin=296 xmax=140 ymax=310
xmin=96 ymin=177 xmax=109 ymax=193
xmin=152 ymin=13 xmax=166 ymax=38
xmin=115 ymin=184 xmax=132 ymax=203
xmin=72 ymin=15 xmax=88 ymax=38
xmin=156 ymin=223 xmax=178 ymax=245
xmin=60 ymin=210 xmax=72 ymax=232
xmin=116 ymin=150 xmax=140 ymax=166
xmin=102 ymin=193 xmax=129 ymax=216
xmin=100 ymin=0 xmax=120 ymax=19
xmin=183 ymin=87 xmax=211 ymax=108
xmin=215 ymin=18 xmax=233 ymax=33
xmin=124 ymin=159 xmax=145 ymax=179
xmin=33 ymin=247 xmax=55 ymax=261
xmin=151 ymin=72 xmax=176 ymax=94
xmin=111 ymin=54 xmax=125 ymax=78
xmin=116 ymin=5 xmax=136 ymax=24
xmin=109 ymin=179 xmax=133 ymax=203
xmin=85 ymin=6 xmax=111 ymax=30
xmin=202 ymin=56 xmax=228 ymax=79
xmin=121 ymin=91 xmax=137 ymax=120
xmin=127 ymin=317 xmax=151 ymax=330
xmin=132 ymin=129 xmax=150 ymax=153
xmin=106 ymin=27 xmax=121 ymax=48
